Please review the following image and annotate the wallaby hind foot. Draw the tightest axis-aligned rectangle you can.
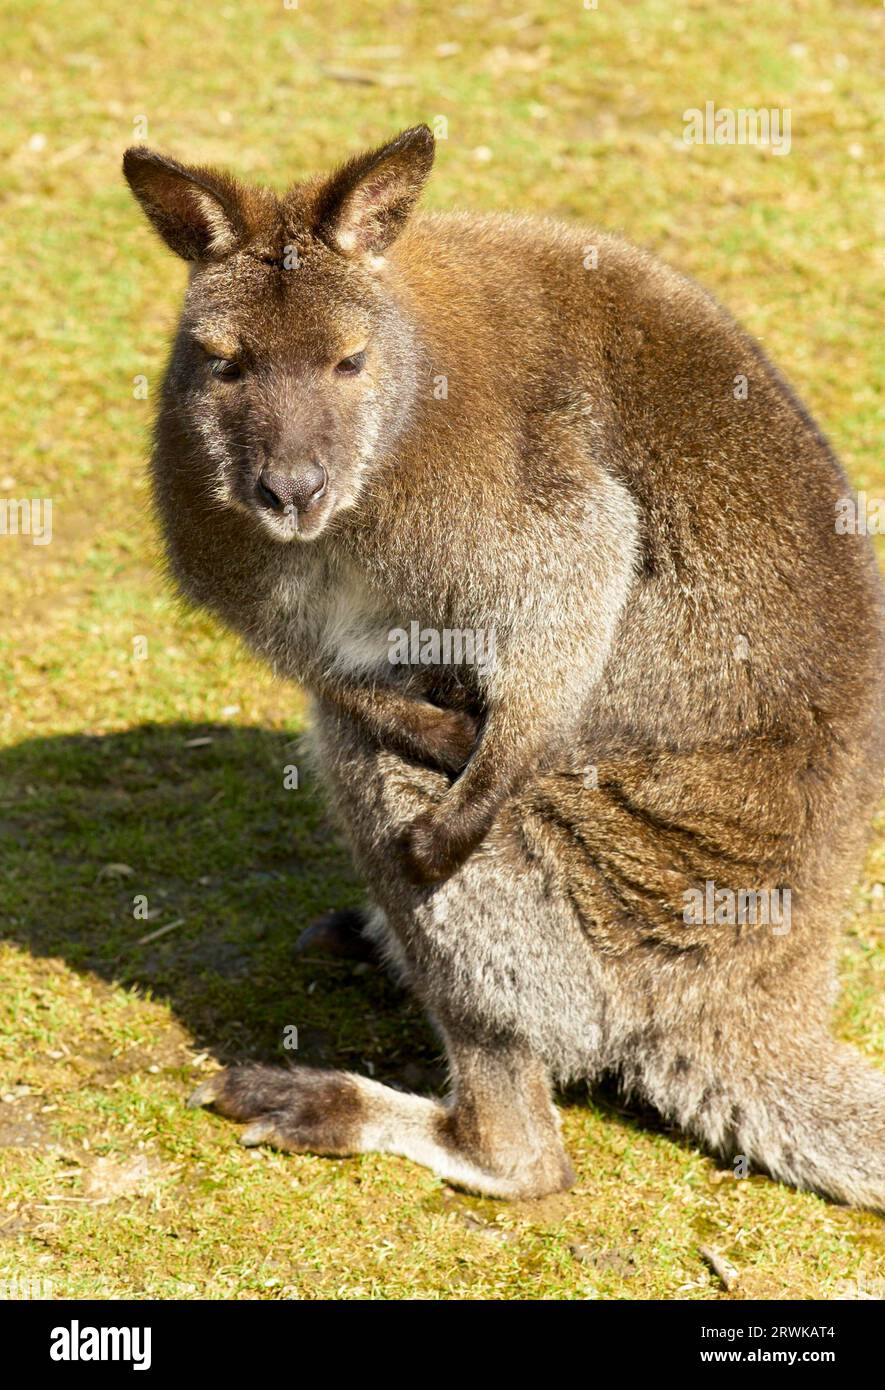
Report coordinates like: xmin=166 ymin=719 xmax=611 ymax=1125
xmin=292 ymin=906 xmax=379 ymax=963
xmin=189 ymin=1041 xmax=574 ymax=1200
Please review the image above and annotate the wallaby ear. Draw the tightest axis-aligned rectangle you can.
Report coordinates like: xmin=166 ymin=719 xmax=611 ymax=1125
xmin=314 ymin=125 xmax=435 ymax=258
xmin=122 ymin=147 xmax=247 ymax=261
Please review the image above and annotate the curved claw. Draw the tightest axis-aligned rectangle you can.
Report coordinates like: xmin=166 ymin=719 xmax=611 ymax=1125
xmin=187 ymin=1075 xmax=222 ymax=1109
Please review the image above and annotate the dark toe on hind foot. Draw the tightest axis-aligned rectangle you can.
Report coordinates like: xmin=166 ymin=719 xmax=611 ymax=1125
xmin=187 ymin=1064 xmax=308 ymax=1122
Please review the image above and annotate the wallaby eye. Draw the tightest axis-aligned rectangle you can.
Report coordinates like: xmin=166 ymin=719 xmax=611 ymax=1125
xmin=335 ymin=350 xmax=366 ymax=375
xmin=209 ymin=357 xmax=242 ymax=380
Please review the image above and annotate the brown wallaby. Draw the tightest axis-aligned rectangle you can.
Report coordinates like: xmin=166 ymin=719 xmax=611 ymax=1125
xmin=124 ymin=126 xmax=885 ymax=1207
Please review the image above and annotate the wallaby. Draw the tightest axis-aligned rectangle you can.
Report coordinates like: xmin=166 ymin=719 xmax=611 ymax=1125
xmin=124 ymin=126 xmax=885 ymax=1208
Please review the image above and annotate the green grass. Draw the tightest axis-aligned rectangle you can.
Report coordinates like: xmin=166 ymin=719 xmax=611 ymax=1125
xmin=1 ymin=0 xmax=883 ymax=1300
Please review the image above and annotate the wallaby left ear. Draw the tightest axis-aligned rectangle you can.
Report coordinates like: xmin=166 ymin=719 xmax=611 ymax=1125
xmin=123 ymin=147 xmax=249 ymax=261
xmin=314 ymin=125 xmax=435 ymax=258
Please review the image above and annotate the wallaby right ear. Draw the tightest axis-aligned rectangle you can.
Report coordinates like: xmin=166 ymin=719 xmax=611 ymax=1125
xmin=314 ymin=125 xmax=435 ymax=258
xmin=122 ymin=147 xmax=247 ymax=261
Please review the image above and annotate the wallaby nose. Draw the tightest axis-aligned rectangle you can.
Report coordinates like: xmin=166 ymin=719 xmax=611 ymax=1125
xmin=257 ymin=464 xmax=327 ymax=513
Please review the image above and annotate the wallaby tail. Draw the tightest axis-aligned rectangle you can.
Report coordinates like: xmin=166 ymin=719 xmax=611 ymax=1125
xmin=695 ymin=1038 xmax=885 ymax=1212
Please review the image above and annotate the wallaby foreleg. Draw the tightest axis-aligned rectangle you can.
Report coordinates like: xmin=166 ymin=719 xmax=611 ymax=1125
xmin=313 ymin=675 xmax=479 ymax=775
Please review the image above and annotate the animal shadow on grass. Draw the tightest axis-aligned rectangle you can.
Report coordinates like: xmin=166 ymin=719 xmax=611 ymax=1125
xmin=0 ymin=722 xmax=443 ymax=1088
xmin=0 ymin=721 xmax=688 ymax=1155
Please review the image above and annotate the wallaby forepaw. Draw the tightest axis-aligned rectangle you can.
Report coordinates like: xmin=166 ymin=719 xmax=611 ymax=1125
xmin=400 ymin=810 xmax=466 ymax=885
xmin=430 ymin=708 xmax=479 ymax=773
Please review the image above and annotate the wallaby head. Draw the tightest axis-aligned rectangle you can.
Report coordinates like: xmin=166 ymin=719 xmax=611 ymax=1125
xmin=123 ymin=126 xmax=435 ymax=542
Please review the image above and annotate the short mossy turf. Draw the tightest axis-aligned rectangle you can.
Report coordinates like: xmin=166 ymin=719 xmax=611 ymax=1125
xmin=0 ymin=0 xmax=882 ymax=1299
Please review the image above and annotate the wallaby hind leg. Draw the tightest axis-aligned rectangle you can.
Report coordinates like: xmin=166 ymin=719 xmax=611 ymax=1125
xmin=189 ymin=1036 xmax=574 ymax=1200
